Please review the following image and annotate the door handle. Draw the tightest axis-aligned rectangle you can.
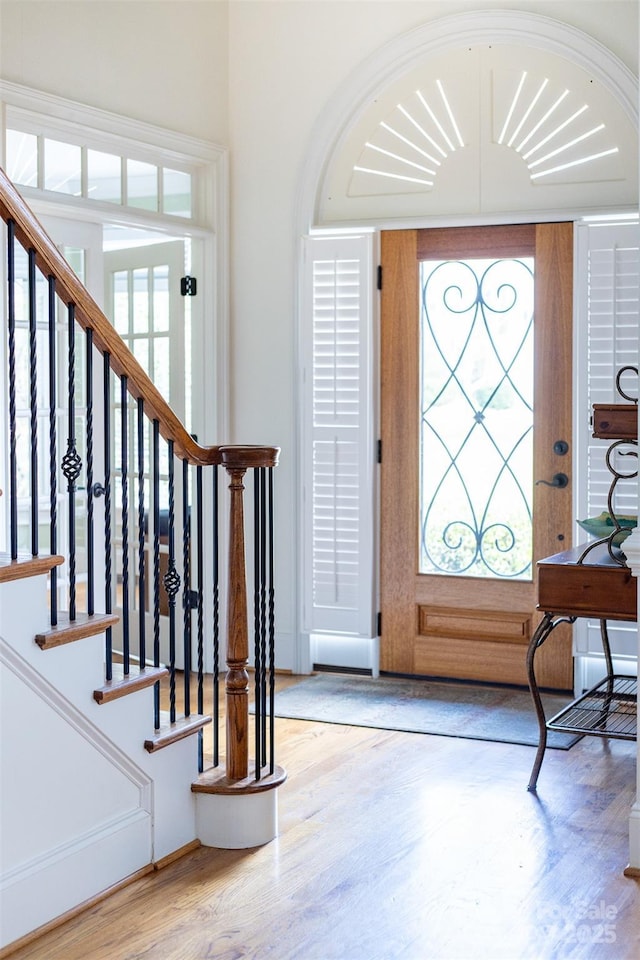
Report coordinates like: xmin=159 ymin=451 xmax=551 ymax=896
xmin=535 ymin=472 xmax=569 ymax=488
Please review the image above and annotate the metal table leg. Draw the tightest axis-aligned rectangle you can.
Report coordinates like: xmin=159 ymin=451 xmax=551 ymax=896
xmin=526 ymin=611 xmax=577 ymax=792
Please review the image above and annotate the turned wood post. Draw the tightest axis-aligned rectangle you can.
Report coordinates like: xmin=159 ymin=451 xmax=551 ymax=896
xmin=220 ymin=445 xmax=280 ymax=782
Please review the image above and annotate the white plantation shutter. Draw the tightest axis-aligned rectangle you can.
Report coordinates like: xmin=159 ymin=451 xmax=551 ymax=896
xmin=575 ymin=220 xmax=640 ymax=662
xmin=302 ymin=234 xmax=375 ymax=637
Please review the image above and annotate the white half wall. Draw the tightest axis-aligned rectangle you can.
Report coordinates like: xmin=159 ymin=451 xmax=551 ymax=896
xmin=0 ymin=629 xmax=153 ymax=947
xmin=0 ymin=575 xmax=201 ymax=949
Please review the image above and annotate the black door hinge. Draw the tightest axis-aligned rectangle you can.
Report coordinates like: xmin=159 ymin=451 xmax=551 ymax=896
xmin=377 ymin=265 xmax=383 ymax=291
xmin=377 ymin=439 xmax=382 ymax=464
xmin=377 ymin=611 xmax=382 ymax=636
xmin=181 ymin=276 xmax=197 ymax=297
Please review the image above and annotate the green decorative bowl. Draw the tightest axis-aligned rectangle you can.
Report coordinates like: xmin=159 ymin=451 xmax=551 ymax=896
xmin=577 ymin=511 xmax=637 ymax=546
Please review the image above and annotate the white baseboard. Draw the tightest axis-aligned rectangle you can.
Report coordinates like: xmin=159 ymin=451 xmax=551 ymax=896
xmin=628 ymin=802 xmax=640 ymax=872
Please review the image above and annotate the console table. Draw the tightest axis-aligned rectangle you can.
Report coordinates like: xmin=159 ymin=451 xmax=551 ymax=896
xmin=527 ymin=377 xmax=638 ymax=790
xmin=527 ymin=544 xmax=637 ymax=790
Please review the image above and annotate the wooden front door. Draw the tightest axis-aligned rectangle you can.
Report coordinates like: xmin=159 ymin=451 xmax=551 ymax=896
xmin=380 ymin=224 xmax=574 ymax=689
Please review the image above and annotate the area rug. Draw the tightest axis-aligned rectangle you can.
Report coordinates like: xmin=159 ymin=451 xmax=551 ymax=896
xmin=271 ymin=674 xmax=581 ymax=749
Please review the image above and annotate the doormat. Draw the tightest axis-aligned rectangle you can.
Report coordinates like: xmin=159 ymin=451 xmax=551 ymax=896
xmin=269 ymin=673 xmax=581 ymax=749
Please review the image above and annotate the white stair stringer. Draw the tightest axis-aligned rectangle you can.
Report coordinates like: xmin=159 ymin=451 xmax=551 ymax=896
xmin=0 ymin=574 xmax=200 ymax=950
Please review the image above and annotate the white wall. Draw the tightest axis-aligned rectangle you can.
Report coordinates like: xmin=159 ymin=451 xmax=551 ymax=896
xmin=0 ymin=0 xmax=228 ymax=143
xmin=0 ymin=0 xmax=637 ymax=671
xmin=227 ymin=0 xmax=638 ymax=668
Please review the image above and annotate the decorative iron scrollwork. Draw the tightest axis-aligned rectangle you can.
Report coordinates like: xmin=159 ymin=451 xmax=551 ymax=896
xmin=579 ymin=366 xmax=638 ymax=567
xmin=163 ymin=563 xmax=181 ymax=602
xmin=61 ymin=443 xmax=82 ymax=485
xmin=420 ymin=256 xmax=534 ymax=580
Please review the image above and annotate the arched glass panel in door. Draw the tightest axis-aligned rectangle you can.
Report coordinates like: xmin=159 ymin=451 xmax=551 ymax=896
xmin=419 ymin=256 xmax=534 ymax=580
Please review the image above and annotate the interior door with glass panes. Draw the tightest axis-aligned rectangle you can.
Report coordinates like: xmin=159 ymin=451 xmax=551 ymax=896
xmin=104 ymin=239 xmax=189 ymax=667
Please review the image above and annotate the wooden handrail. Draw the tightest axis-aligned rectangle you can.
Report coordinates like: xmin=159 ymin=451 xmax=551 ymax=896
xmin=1 ymin=166 xmax=282 ymax=790
xmin=219 ymin=445 xmax=280 ymax=470
xmin=0 ymin=166 xmax=215 ymax=464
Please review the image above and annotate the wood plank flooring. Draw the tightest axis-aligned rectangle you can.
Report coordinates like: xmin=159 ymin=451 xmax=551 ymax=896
xmin=7 ymin=675 xmax=640 ymax=960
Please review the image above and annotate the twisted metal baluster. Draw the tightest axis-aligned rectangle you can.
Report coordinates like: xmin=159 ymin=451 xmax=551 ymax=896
xmin=253 ymin=468 xmax=263 ymax=775
xmin=120 ymin=376 xmax=130 ymax=674
xmin=164 ymin=440 xmax=181 ymax=723
xmin=86 ymin=328 xmax=95 ymax=616
xmin=62 ymin=303 xmax=83 ymax=619
xmin=182 ymin=457 xmax=192 ymax=716
xmin=268 ymin=466 xmax=276 ymax=775
xmin=212 ymin=464 xmax=220 ymax=766
xmin=7 ymin=221 xmax=18 ymax=559
xmin=196 ymin=463 xmax=204 ymax=772
xmin=48 ymin=276 xmax=58 ymax=624
xmin=137 ymin=398 xmax=146 ymax=668
xmin=152 ymin=420 xmax=161 ymax=730
xmin=28 ymin=249 xmax=38 ymax=556
xmin=103 ymin=355 xmax=113 ymax=681
xmin=259 ymin=467 xmax=268 ymax=769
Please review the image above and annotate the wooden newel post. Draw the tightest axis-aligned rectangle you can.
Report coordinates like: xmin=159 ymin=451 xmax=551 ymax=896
xmin=225 ymin=462 xmax=250 ymax=781
xmin=220 ymin=445 xmax=280 ymax=783
xmin=193 ymin=443 xmax=285 ymax=847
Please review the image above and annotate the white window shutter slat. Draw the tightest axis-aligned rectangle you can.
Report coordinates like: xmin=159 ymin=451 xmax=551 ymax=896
xmin=575 ymin=220 xmax=639 ymax=661
xmin=583 ymin=224 xmax=639 ymax=520
xmin=302 ymin=235 xmax=374 ymax=637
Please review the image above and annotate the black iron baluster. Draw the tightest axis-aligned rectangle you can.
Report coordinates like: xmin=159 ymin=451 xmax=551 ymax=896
xmin=196 ymin=463 xmax=204 ymax=772
xmin=48 ymin=276 xmax=58 ymax=625
xmin=86 ymin=328 xmax=95 ymax=616
xmin=61 ymin=303 xmax=82 ymax=619
xmin=268 ymin=466 xmax=276 ymax=775
xmin=259 ymin=466 xmax=268 ymax=770
xmin=182 ymin=458 xmax=191 ymax=717
xmin=253 ymin=467 xmax=263 ymax=777
xmin=164 ymin=440 xmax=181 ymax=723
xmin=103 ymin=354 xmax=113 ymax=681
xmin=152 ymin=420 xmax=161 ymax=730
xmin=7 ymin=221 xmax=18 ymax=560
xmin=137 ymin=398 xmax=146 ymax=669
xmin=28 ymin=249 xmax=38 ymax=557
xmin=212 ymin=464 xmax=220 ymax=767
xmin=120 ymin=376 xmax=130 ymax=674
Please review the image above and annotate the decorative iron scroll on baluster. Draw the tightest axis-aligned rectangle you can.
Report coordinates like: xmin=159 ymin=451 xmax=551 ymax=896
xmin=579 ymin=365 xmax=638 ymax=567
xmin=62 ymin=302 xmax=84 ymax=620
xmin=48 ymin=277 xmax=59 ymax=624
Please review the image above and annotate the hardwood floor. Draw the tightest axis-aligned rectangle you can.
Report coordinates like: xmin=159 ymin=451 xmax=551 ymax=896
xmin=7 ymin=676 xmax=640 ymax=960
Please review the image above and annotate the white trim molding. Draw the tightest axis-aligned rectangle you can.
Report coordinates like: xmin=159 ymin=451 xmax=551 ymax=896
xmin=618 ymin=527 xmax=640 ymax=873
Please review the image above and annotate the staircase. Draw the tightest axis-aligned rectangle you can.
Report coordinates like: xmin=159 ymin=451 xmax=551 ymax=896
xmin=0 ymin=168 xmax=284 ymax=953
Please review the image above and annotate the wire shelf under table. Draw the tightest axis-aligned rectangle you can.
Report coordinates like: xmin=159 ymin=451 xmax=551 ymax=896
xmin=546 ymin=675 xmax=636 ymax=740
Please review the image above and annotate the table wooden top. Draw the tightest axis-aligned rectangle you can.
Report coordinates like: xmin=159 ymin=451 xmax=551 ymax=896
xmin=537 ymin=541 xmax=637 ymax=622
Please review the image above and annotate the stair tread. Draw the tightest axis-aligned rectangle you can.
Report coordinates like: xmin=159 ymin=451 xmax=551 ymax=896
xmin=145 ymin=712 xmax=212 ymax=752
xmin=35 ymin=611 xmax=119 ymax=649
xmin=93 ymin=664 xmax=169 ymax=704
xmin=0 ymin=552 xmax=64 ymax=584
